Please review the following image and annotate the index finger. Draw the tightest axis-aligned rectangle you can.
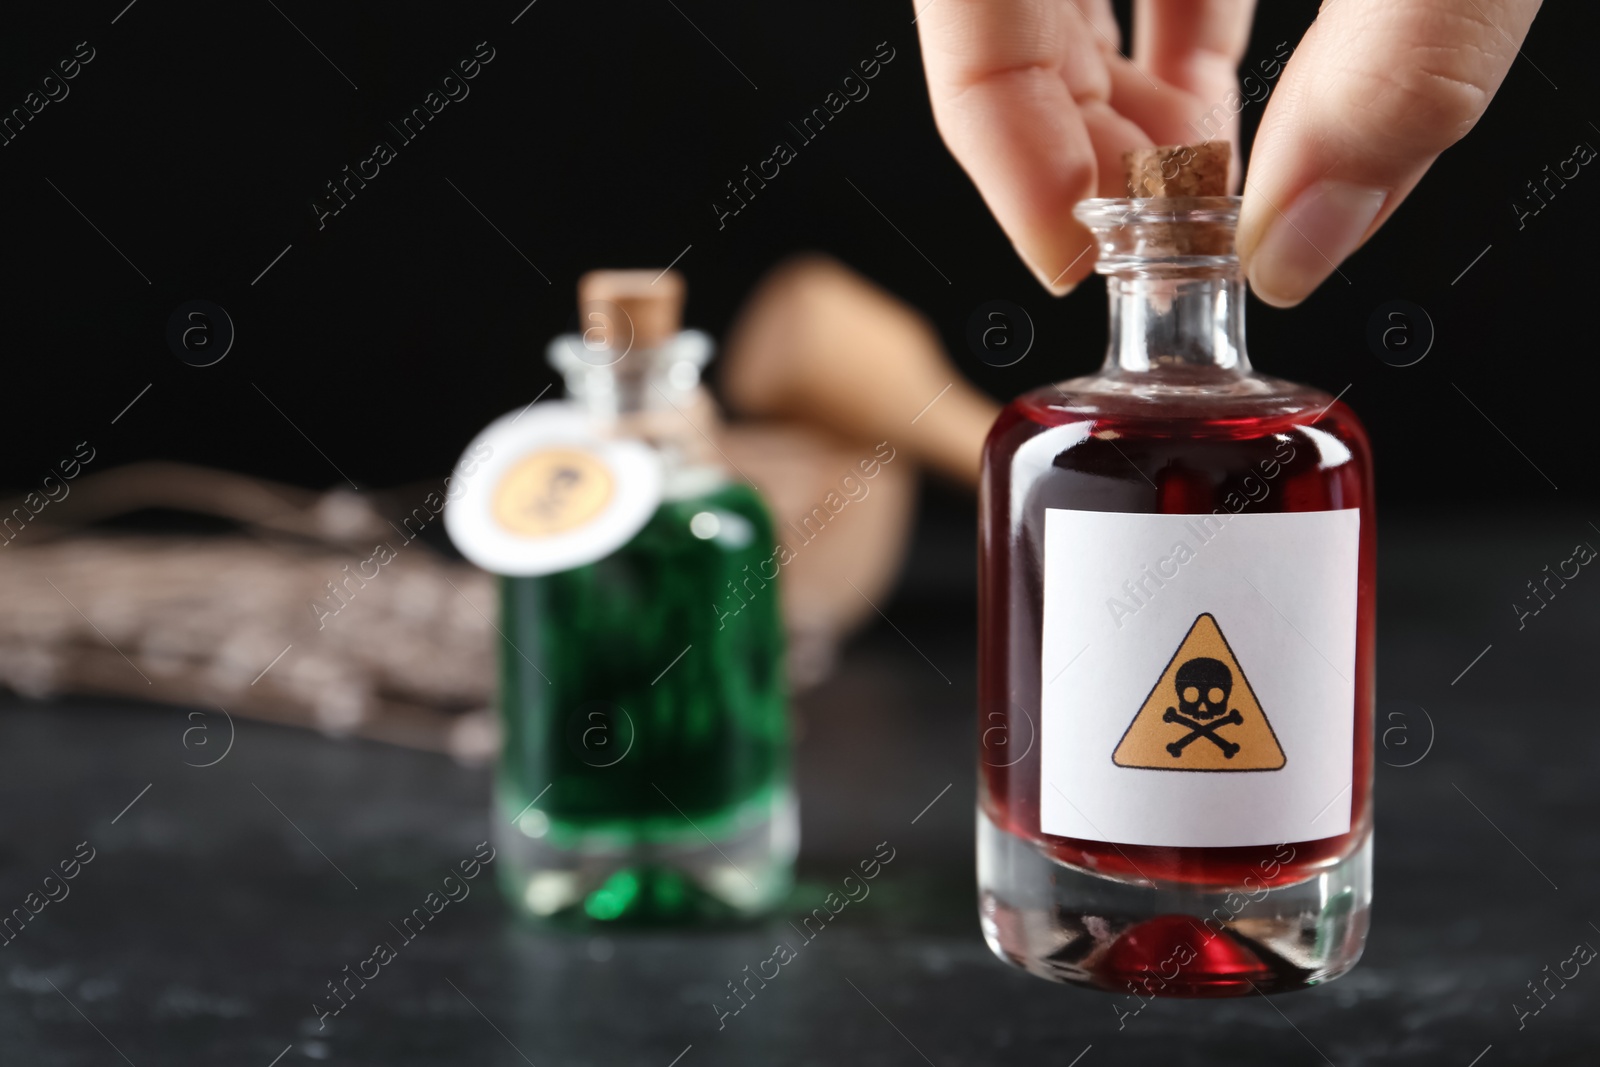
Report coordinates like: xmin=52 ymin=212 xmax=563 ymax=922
xmin=916 ymin=0 xmax=1145 ymax=293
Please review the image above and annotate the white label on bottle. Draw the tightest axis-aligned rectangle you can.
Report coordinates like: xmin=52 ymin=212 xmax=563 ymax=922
xmin=1038 ymin=507 xmax=1360 ymax=848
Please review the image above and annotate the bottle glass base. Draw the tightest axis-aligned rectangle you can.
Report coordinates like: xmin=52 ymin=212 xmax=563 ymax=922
xmin=977 ymin=807 xmax=1370 ymax=996
xmin=495 ymin=787 xmax=797 ymax=927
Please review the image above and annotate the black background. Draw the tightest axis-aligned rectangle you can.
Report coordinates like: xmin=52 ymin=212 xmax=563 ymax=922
xmin=0 ymin=0 xmax=1592 ymax=511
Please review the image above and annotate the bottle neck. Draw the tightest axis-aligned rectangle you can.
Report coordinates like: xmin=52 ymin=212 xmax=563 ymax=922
xmin=548 ymin=330 xmax=727 ymax=496
xmin=1104 ymin=272 xmax=1249 ymax=374
xmin=560 ymin=345 xmax=682 ymax=418
xmin=550 ymin=329 xmax=713 ymax=418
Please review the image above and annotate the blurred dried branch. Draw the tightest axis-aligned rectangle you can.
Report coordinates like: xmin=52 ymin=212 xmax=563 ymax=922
xmin=0 ymin=464 xmax=499 ymax=761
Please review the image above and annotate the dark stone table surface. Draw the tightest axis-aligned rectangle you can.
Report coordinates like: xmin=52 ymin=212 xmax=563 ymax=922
xmin=3 ymin=513 xmax=1597 ymax=1065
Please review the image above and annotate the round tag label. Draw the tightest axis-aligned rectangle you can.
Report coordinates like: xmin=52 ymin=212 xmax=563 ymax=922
xmin=492 ymin=447 xmax=615 ymax=538
xmin=445 ymin=401 xmax=662 ymax=576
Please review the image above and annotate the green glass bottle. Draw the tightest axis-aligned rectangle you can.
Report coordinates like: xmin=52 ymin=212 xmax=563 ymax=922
xmin=493 ymin=271 xmax=794 ymax=924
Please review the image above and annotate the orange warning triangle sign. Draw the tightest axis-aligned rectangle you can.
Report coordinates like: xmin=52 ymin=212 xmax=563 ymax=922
xmin=1112 ymin=613 xmax=1285 ymax=772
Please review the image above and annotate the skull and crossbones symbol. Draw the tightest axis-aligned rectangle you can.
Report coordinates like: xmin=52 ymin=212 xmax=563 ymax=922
xmin=1162 ymin=657 xmax=1242 ymax=758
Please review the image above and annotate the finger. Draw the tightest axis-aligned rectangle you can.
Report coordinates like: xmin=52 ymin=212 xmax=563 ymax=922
xmin=1239 ymin=0 xmax=1542 ymax=307
xmin=916 ymin=0 xmax=1147 ymax=293
xmin=1131 ymin=0 xmax=1257 ymax=180
xmin=1067 ymin=1 xmax=1178 ymax=201
xmin=1074 ymin=0 xmax=1124 ymax=54
xmin=1133 ymin=0 xmax=1256 ymax=111
xmin=1103 ymin=55 xmax=1215 ymax=158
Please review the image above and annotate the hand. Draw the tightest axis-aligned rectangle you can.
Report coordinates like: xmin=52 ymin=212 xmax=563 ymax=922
xmin=916 ymin=0 xmax=1542 ymax=306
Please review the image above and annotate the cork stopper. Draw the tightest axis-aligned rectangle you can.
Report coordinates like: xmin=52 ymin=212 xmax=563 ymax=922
xmin=1115 ymin=141 xmax=1232 ymax=258
xmin=577 ymin=269 xmax=685 ymax=351
xmin=1123 ymin=141 xmax=1230 ymax=198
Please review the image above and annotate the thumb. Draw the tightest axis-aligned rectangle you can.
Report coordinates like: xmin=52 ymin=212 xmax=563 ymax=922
xmin=1238 ymin=0 xmax=1543 ymax=307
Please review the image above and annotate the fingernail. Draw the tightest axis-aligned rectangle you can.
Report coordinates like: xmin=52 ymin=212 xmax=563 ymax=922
xmin=1247 ymin=181 xmax=1386 ymax=307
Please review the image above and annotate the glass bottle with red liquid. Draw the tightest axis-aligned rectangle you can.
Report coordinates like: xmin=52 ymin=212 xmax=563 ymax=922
xmin=977 ymin=194 xmax=1374 ymax=996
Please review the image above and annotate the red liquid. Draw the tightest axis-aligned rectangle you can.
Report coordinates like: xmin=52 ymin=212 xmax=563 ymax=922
xmin=978 ymin=372 xmax=1375 ymax=889
xmin=1102 ymin=915 xmax=1274 ymax=997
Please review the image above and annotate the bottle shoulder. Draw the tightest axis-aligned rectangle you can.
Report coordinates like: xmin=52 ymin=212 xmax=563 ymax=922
xmin=632 ymin=477 xmax=777 ymax=552
xmin=982 ymin=369 xmax=1373 ymax=511
xmin=991 ymin=368 xmax=1368 ymax=448
xmin=1013 ymin=367 xmax=1341 ymax=423
xmin=660 ymin=477 xmax=771 ymax=519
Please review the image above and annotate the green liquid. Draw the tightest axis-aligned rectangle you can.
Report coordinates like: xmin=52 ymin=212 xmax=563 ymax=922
xmin=497 ymin=478 xmax=791 ymax=922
